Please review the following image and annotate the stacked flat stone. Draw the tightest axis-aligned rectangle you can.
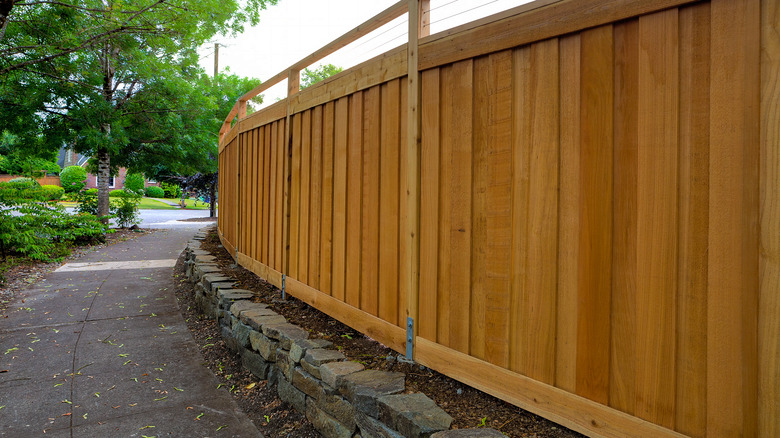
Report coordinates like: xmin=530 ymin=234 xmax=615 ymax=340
xmin=184 ymin=226 xmax=456 ymax=438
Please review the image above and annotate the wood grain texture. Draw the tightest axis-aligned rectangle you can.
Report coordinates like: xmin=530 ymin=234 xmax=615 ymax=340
xmin=263 ymin=126 xmax=272 ymax=265
xmin=309 ymin=106 xmax=323 ymax=290
xmin=708 ymin=0 xmax=760 ymax=436
xmin=555 ymin=33 xmax=581 ymax=394
xmin=676 ymin=4 xmax=710 ymax=436
xmin=447 ymin=59 xmax=473 ymax=354
xmin=398 ymin=81 xmax=410 ymax=328
xmin=522 ymin=39 xmax=559 ymax=383
xmin=379 ymin=79 xmax=400 ymax=325
xmin=361 ymin=86 xmax=381 ymax=316
xmin=299 ymin=110 xmax=312 ymax=284
xmin=609 ymin=18 xmax=638 ymax=416
xmin=470 ymin=54 xmax=490 ymax=363
xmin=707 ymin=0 xmax=760 ymax=436
xmin=419 ymin=68 xmax=440 ymax=341
xmin=575 ymin=24 xmax=613 ymax=405
xmin=760 ymin=0 xmax=780 ymax=436
xmin=436 ymin=65 xmax=453 ymax=348
xmin=332 ymin=98 xmax=349 ymax=301
xmin=289 ymin=113 xmax=302 ymax=279
xmin=275 ymin=120 xmax=286 ymax=271
xmin=320 ymin=102 xmax=335 ymax=294
xmin=346 ymin=92 xmax=364 ymax=308
xmin=635 ymin=9 xmax=679 ymax=428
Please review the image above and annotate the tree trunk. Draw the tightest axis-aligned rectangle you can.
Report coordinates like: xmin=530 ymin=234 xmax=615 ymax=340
xmin=96 ymin=146 xmax=111 ymax=225
xmin=209 ymin=178 xmax=217 ymax=218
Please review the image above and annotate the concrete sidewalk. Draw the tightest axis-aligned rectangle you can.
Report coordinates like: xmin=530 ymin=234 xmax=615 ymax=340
xmin=0 ymin=228 xmax=262 ymax=437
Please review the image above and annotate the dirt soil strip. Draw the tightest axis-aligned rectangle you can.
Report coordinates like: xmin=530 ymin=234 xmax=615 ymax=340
xmin=175 ymin=229 xmax=584 ymax=438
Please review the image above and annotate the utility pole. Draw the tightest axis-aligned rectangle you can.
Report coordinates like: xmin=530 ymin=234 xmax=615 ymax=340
xmin=213 ymin=43 xmax=219 ymax=79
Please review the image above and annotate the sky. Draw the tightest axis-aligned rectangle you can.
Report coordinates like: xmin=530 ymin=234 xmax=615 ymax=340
xmin=199 ymin=0 xmax=535 ymax=104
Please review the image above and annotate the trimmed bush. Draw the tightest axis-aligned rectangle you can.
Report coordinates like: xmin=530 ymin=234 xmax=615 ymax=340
xmin=40 ymin=185 xmax=65 ymax=201
xmin=109 ymin=189 xmax=128 ymax=197
xmin=160 ymin=182 xmax=181 ymax=199
xmin=145 ymin=186 xmax=164 ymax=198
xmin=60 ymin=166 xmax=88 ymax=193
xmin=84 ymin=188 xmax=98 ymax=196
xmin=7 ymin=177 xmax=36 ymax=184
xmin=124 ymin=173 xmax=145 ymax=195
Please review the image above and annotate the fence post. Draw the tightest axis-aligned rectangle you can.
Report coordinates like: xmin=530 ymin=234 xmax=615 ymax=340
xmin=405 ymin=0 xmax=425 ymax=360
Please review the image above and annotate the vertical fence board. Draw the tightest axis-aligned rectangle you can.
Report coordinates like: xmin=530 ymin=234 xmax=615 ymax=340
xmin=263 ymin=126 xmax=272 ymax=265
xmin=524 ymin=39 xmax=559 ymax=383
xmin=310 ymin=106 xmax=323 ymax=290
xmin=362 ymin=86 xmax=381 ymax=316
xmin=333 ymin=98 xmax=349 ymax=301
xmin=760 ymin=0 xmax=780 ymax=435
xmin=289 ymin=113 xmax=302 ymax=278
xmin=485 ymin=52 xmax=514 ymax=369
xmin=555 ymin=33 xmax=581 ymax=394
xmin=575 ymin=24 xmax=613 ymax=405
xmin=449 ymin=59 xmax=473 ymax=354
xmin=276 ymin=120 xmax=286 ymax=270
xmin=251 ymin=129 xmax=259 ymax=259
xmin=346 ymin=92 xmax=364 ymax=308
xmin=610 ymin=18 xmax=638 ymax=416
xmin=379 ymin=80 xmax=400 ymax=325
xmin=708 ymin=0 xmax=760 ymax=436
xmin=470 ymin=54 xmax=490 ymax=363
xmin=676 ymin=3 xmax=710 ymax=436
xmin=437 ymin=65 xmax=453 ymax=348
xmin=299 ymin=110 xmax=312 ymax=284
xmin=321 ymin=102 xmax=336 ymax=295
xmin=635 ymin=9 xmax=679 ymax=429
xmin=398 ymin=81 xmax=409 ymax=328
xmin=419 ymin=69 xmax=440 ymax=341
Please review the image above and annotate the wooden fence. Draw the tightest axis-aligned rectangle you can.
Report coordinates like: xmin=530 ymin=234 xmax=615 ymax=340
xmin=218 ymin=0 xmax=779 ymax=437
xmin=0 ymin=175 xmax=61 ymax=186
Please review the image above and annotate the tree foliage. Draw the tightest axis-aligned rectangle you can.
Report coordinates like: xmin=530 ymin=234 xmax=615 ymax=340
xmin=0 ymin=0 xmax=277 ymax=221
xmin=301 ymin=64 xmax=343 ymax=89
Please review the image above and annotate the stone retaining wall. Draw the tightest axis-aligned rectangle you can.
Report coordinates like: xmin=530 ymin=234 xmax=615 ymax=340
xmin=183 ymin=228 xmax=465 ymax=438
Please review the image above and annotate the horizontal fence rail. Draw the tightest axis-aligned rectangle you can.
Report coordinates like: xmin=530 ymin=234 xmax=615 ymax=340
xmin=218 ymin=0 xmax=780 ymax=437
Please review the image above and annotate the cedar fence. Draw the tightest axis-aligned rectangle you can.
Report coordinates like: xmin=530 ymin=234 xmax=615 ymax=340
xmin=217 ymin=0 xmax=779 ymax=436
xmin=0 ymin=175 xmax=61 ymax=186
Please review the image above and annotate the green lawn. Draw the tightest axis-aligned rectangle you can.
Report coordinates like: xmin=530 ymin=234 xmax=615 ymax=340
xmin=59 ymin=197 xmax=212 ymax=210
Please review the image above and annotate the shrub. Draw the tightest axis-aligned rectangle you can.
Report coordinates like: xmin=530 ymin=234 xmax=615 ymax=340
xmin=0 ymin=180 xmax=46 ymax=202
xmin=145 ymin=186 xmax=164 ymax=198
xmin=8 ymin=177 xmax=35 ymax=184
xmin=113 ymin=193 xmax=141 ymax=228
xmin=109 ymin=189 xmax=128 ymax=197
xmin=124 ymin=173 xmax=145 ymax=195
xmin=0 ymin=203 xmax=109 ymax=262
xmin=60 ymin=166 xmax=88 ymax=193
xmin=160 ymin=182 xmax=181 ymax=199
xmin=72 ymin=190 xmax=99 ymax=216
xmin=40 ymin=185 xmax=65 ymax=201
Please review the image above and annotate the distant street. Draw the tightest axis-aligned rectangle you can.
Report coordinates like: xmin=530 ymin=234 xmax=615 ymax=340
xmin=61 ymin=207 xmax=216 ymax=229
xmin=136 ymin=208 xmax=215 ymax=228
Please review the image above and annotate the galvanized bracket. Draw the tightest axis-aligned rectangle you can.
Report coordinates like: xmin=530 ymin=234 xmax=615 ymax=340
xmin=281 ymin=274 xmax=286 ymax=300
xmin=406 ymin=317 xmax=414 ymax=360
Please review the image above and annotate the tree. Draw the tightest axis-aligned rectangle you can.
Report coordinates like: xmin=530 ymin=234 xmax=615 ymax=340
xmin=300 ymin=64 xmax=343 ymax=89
xmin=0 ymin=0 xmax=277 ymax=223
xmin=123 ymin=71 xmax=263 ymax=217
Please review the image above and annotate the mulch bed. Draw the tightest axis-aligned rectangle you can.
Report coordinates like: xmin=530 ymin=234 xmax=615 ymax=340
xmin=174 ymin=229 xmax=584 ymax=438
